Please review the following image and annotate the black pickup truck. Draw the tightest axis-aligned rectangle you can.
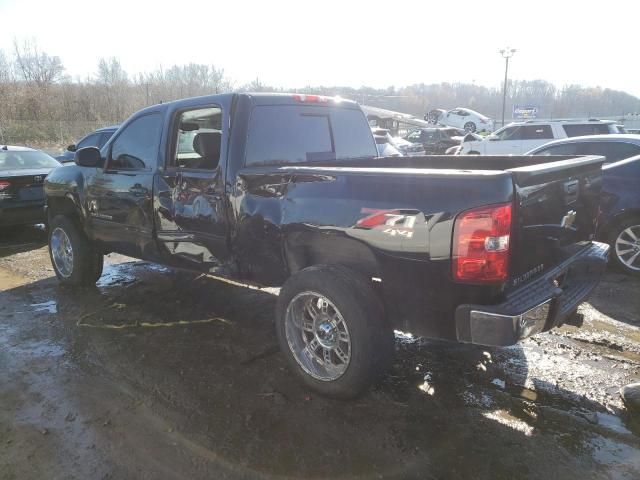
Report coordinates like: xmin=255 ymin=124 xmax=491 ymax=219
xmin=44 ymin=93 xmax=609 ymax=398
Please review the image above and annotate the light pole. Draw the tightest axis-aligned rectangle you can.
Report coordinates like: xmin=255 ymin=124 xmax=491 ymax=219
xmin=500 ymin=47 xmax=516 ymax=128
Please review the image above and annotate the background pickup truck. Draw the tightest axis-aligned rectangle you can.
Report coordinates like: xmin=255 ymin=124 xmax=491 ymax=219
xmin=44 ymin=93 xmax=609 ymax=398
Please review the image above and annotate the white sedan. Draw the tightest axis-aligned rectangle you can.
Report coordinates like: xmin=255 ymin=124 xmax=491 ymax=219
xmin=438 ymin=108 xmax=494 ymax=133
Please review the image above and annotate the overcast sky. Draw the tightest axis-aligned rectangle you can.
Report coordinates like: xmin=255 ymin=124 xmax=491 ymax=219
xmin=1 ymin=0 xmax=638 ymax=96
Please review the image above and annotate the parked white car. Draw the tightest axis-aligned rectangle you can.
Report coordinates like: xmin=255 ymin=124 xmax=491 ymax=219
xmin=459 ymin=119 xmax=622 ymax=155
xmin=436 ymin=108 xmax=494 ymax=133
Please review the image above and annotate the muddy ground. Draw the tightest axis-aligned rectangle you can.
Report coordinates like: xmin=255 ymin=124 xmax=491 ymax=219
xmin=1 ymin=226 xmax=640 ymax=480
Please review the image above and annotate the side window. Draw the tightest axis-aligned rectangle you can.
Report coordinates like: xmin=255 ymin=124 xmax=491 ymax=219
xmin=496 ymin=126 xmax=523 ymax=141
xmin=77 ymin=133 xmax=101 ymax=149
xmin=406 ymin=130 xmax=422 ymax=141
xmin=535 ymin=143 xmax=580 ymax=156
xmin=563 ymin=124 xmax=611 ymax=137
xmin=172 ymin=106 xmax=223 ymax=170
xmin=97 ymin=131 xmax=114 ymax=148
xmin=108 ymin=113 xmax=162 ymax=170
xmin=522 ymin=125 xmax=553 ymax=140
xmin=422 ymin=130 xmax=437 ymax=141
xmin=579 ymin=142 xmax=640 ymax=163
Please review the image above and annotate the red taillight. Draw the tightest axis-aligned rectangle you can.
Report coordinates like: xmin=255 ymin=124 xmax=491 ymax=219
xmin=293 ymin=94 xmax=330 ymax=103
xmin=452 ymin=203 xmax=512 ymax=283
xmin=0 ymin=180 xmax=10 ymax=191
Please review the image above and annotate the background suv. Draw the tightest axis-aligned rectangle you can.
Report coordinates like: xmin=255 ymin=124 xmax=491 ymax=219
xmin=459 ymin=119 xmax=621 ymax=155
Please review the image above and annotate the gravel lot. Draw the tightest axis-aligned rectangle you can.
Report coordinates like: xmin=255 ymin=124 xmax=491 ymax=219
xmin=1 ymin=225 xmax=640 ymax=479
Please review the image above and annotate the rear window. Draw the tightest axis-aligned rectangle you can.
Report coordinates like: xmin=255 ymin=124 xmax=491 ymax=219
xmin=563 ymin=124 xmax=611 ymax=137
xmin=0 ymin=151 xmax=60 ymax=170
xmin=245 ymin=105 xmax=377 ymax=166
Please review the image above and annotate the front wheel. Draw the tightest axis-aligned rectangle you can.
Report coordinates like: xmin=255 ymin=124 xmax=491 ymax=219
xmin=276 ymin=265 xmax=394 ymax=399
xmin=464 ymin=121 xmax=477 ymax=133
xmin=610 ymin=218 xmax=640 ymax=276
xmin=48 ymin=215 xmax=104 ymax=286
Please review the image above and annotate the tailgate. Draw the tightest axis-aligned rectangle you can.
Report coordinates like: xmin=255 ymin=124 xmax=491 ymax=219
xmin=507 ymin=155 xmax=604 ymax=290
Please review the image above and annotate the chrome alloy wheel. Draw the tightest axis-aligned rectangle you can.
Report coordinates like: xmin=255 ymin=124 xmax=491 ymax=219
xmin=615 ymin=225 xmax=640 ymax=271
xmin=284 ymin=292 xmax=352 ymax=381
xmin=51 ymin=227 xmax=74 ymax=278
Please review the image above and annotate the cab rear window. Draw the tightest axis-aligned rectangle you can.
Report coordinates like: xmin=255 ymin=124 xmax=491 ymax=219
xmin=245 ymin=105 xmax=377 ymax=166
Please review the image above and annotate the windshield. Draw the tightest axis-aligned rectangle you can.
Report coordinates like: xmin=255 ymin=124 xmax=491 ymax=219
xmin=0 ymin=150 xmax=60 ymax=170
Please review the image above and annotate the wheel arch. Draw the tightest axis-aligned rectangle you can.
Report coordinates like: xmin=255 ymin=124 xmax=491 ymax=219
xmin=600 ymin=209 xmax=640 ymax=241
xmin=283 ymin=231 xmax=381 ymax=280
xmin=47 ymin=194 xmax=82 ymax=221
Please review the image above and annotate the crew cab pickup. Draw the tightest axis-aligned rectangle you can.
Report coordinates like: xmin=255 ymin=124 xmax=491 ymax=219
xmin=44 ymin=93 xmax=609 ymax=398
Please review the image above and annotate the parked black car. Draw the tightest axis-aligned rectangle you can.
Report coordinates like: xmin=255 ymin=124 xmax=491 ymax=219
xmin=598 ymin=156 xmax=640 ymax=275
xmin=44 ymin=93 xmax=608 ymax=398
xmin=56 ymin=125 xmax=119 ymax=163
xmin=404 ymin=127 xmax=463 ymax=154
xmin=0 ymin=145 xmax=61 ymax=227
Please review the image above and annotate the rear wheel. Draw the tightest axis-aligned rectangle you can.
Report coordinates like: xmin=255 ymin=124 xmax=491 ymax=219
xmin=276 ymin=265 xmax=394 ymax=399
xmin=464 ymin=121 xmax=477 ymax=133
xmin=609 ymin=218 xmax=640 ymax=276
xmin=48 ymin=215 xmax=103 ymax=286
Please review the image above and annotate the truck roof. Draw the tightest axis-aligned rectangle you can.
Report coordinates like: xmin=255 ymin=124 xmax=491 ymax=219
xmin=138 ymin=92 xmax=360 ymax=114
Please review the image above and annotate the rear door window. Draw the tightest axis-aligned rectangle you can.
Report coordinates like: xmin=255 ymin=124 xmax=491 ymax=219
xmin=563 ymin=124 xmax=611 ymax=137
xmin=521 ymin=125 xmax=554 ymax=140
xmin=245 ymin=106 xmax=376 ymax=166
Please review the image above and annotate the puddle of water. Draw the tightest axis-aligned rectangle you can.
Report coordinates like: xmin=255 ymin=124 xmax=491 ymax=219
xmin=96 ymin=264 xmax=138 ymax=288
xmin=589 ymin=435 xmax=640 ymax=478
xmin=30 ymin=300 xmax=57 ymax=314
xmin=595 ymin=412 xmax=634 ymax=436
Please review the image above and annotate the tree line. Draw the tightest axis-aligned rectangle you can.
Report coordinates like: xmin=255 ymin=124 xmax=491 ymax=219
xmin=1 ymin=40 xmax=639 ymax=145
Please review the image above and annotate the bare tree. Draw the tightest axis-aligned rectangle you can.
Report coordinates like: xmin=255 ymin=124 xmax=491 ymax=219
xmin=97 ymin=57 xmax=128 ymax=86
xmin=13 ymin=39 xmax=64 ymax=89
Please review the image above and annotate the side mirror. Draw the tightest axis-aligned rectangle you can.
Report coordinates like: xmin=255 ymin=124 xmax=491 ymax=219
xmin=75 ymin=147 xmax=103 ymax=167
xmin=67 ymin=144 xmax=77 ymax=152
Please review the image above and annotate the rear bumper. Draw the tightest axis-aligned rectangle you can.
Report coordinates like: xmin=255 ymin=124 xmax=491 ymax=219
xmin=455 ymin=241 xmax=610 ymax=346
xmin=0 ymin=203 xmax=46 ymax=227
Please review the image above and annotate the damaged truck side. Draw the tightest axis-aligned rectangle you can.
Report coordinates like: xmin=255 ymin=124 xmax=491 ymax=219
xmin=44 ymin=93 xmax=609 ymax=398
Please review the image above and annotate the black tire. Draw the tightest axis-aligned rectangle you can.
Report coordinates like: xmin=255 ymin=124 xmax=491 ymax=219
xmin=276 ymin=265 xmax=394 ymax=399
xmin=608 ymin=217 xmax=640 ymax=276
xmin=467 ymin=151 xmax=481 ymax=155
xmin=464 ymin=121 xmax=477 ymax=133
xmin=48 ymin=214 xmax=104 ymax=286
